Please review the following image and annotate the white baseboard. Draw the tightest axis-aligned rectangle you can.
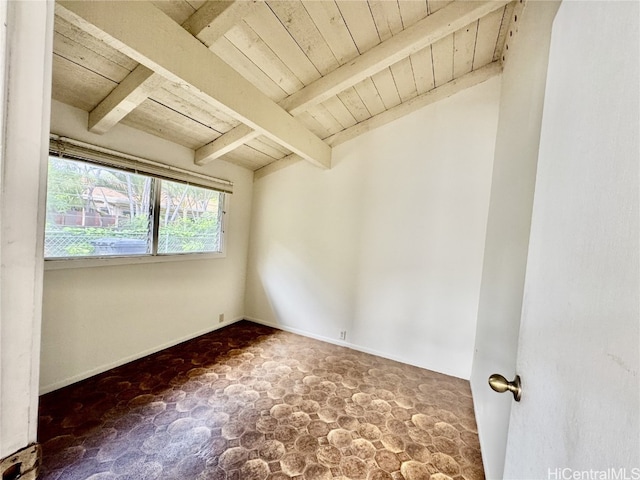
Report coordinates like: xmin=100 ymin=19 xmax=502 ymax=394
xmin=243 ymin=316 xmax=467 ymax=380
xmin=39 ymin=316 xmax=244 ymax=395
xmin=41 ymin=315 xmax=467 ymax=395
xmin=245 ymin=316 xmax=352 ymax=348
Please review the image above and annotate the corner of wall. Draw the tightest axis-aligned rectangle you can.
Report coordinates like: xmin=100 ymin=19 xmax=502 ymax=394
xmin=244 ymin=78 xmax=502 ymax=383
xmin=42 ymin=102 xmax=256 ymax=395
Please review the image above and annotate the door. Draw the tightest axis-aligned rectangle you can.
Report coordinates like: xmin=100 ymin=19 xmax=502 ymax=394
xmin=502 ymin=2 xmax=639 ymax=477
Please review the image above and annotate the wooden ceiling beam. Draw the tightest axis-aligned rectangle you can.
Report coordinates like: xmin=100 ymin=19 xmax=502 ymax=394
xmin=56 ymin=1 xmax=331 ymax=169
xmin=325 ymin=62 xmax=502 ymax=147
xmin=218 ymin=0 xmax=509 ymax=160
xmin=254 ymin=62 xmax=502 ymax=180
xmin=279 ymin=0 xmax=511 ymax=115
xmin=87 ymin=0 xmax=259 ymax=135
xmin=89 ymin=64 xmax=164 ymax=134
xmin=183 ymin=1 xmax=259 ymax=47
xmin=254 ymin=153 xmax=302 ymax=180
xmin=195 ymin=124 xmax=260 ymax=165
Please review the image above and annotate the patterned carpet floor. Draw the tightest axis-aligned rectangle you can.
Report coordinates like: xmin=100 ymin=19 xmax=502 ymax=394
xmin=38 ymin=321 xmax=484 ymax=480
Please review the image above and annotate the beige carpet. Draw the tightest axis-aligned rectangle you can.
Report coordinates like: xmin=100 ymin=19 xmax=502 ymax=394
xmin=38 ymin=320 xmax=484 ymax=479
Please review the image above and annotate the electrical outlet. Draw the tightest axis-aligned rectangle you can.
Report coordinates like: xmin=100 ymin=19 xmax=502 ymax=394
xmin=218 ymin=313 xmax=224 ymax=323
xmin=339 ymin=330 xmax=347 ymax=340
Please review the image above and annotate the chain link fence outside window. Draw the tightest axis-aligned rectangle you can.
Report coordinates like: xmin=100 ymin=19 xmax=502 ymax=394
xmin=45 ymin=229 xmax=220 ymax=258
xmin=44 ymin=156 xmax=224 ymax=260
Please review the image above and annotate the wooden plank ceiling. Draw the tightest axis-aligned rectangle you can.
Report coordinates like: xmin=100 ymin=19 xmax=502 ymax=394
xmin=52 ymin=0 xmax=518 ymax=175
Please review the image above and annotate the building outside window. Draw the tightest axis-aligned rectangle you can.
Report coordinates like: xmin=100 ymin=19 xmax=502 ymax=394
xmin=44 ymin=152 xmax=227 ymax=260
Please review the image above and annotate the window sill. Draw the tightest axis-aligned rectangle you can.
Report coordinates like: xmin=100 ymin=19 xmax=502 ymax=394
xmin=44 ymin=251 xmax=226 ymax=270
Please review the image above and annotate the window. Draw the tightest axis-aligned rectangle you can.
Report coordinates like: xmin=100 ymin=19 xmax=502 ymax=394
xmin=157 ymin=179 xmax=223 ymax=255
xmin=45 ymin=155 xmax=225 ymax=259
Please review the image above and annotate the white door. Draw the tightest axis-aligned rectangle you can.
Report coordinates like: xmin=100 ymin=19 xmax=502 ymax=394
xmin=502 ymin=2 xmax=639 ymax=477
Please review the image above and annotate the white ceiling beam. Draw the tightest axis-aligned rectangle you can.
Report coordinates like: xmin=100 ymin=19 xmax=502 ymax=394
xmin=253 ymin=62 xmax=502 ymax=181
xmin=325 ymin=62 xmax=502 ymax=147
xmin=195 ymin=124 xmax=260 ymax=165
xmin=279 ymin=0 xmax=511 ymax=115
xmin=89 ymin=64 xmax=165 ymax=134
xmin=87 ymin=0 xmax=259 ymax=135
xmin=216 ymin=0 xmax=510 ymax=159
xmin=56 ymin=1 xmax=331 ymax=169
xmin=183 ymin=0 xmax=260 ymax=47
xmin=254 ymin=153 xmax=303 ymax=180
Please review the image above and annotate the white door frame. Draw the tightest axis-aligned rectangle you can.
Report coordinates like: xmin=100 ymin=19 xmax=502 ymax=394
xmin=0 ymin=0 xmax=54 ymax=459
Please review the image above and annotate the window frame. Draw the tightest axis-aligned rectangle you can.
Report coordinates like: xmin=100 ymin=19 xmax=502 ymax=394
xmin=44 ymin=143 xmax=230 ymax=269
xmin=153 ymin=177 xmax=227 ymax=257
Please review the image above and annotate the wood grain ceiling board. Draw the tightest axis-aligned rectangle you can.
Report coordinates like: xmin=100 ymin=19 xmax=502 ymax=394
xmin=453 ymin=21 xmax=479 ymax=78
xmin=267 ymin=1 xmax=340 ymax=76
xmin=303 ymin=1 xmax=359 ymax=66
xmin=353 ymin=77 xmax=386 ymax=117
xmin=335 ymin=1 xmax=381 ymax=54
xmin=54 ymin=16 xmax=138 ymax=73
xmin=195 ymin=130 xmax=293 ymax=170
xmin=474 ymin=7 xmax=506 ymax=68
xmin=149 ymin=85 xmax=239 ymax=135
xmin=82 ymin=1 xmax=265 ymax=137
xmin=432 ymin=33 xmax=454 ymax=87
xmin=250 ymin=135 xmax=292 ymax=158
xmin=398 ymin=0 xmax=429 ymax=28
xmin=297 ymin=111 xmax=332 ymax=140
xmin=337 ymin=87 xmax=372 ymax=124
xmin=223 ymin=144 xmax=281 ymax=170
xmin=52 ymin=54 xmax=118 ymax=111
xmin=50 ymin=0 xmax=514 ymax=173
xmin=246 ymin=136 xmax=291 ymax=160
xmin=325 ymin=61 xmax=502 ymax=148
xmin=244 ymin=3 xmax=321 ymax=86
xmin=224 ymin=21 xmax=305 ymax=95
xmin=121 ymin=99 xmax=219 ymax=150
xmin=236 ymin=143 xmax=283 ymax=166
xmin=220 ymin=150 xmax=263 ymax=170
xmin=371 ymin=67 xmax=402 ymax=110
xmin=210 ymin=36 xmax=289 ymax=102
xmin=322 ymin=96 xmax=358 ymax=130
xmin=277 ymin=1 xmax=511 ymax=116
xmin=369 ymin=0 xmax=404 ymax=42
xmin=410 ymin=46 xmax=436 ymax=95
xmin=186 ymin=0 xmax=207 ymax=11
xmin=306 ymin=104 xmax=343 ymax=136
xmin=390 ymin=57 xmax=419 ymax=103
xmin=54 ymin=31 xmax=132 ymax=83
xmin=150 ymin=0 xmax=199 ymax=24
xmin=428 ymin=0 xmax=454 ymax=15
xmin=494 ymin=2 xmax=516 ymax=62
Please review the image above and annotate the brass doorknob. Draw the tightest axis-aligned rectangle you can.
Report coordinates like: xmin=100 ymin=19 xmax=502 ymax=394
xmin=488 ymin=373 xmax=522 ymax=402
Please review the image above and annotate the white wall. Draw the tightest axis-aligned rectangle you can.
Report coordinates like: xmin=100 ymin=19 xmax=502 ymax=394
xmin=469 ymin=3 xmax=559 ymax=478
xmin=0 ymin=0 xmax=53 ymax=459
xmin=40 ymin=101 xmax=254 ymax=393
xmin=504 ymin=1 xmax=639 ymax=475
xmin=245 ymin=77 xmax=501 ymax=379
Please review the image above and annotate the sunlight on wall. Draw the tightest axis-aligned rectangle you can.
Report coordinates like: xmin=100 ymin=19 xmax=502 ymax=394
xmin=246 ymin=77 xmax=501 ymax=379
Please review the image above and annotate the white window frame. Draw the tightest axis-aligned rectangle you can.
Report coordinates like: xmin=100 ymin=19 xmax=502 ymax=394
xmin=45 ymin=137 xmax=232 ymax=270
